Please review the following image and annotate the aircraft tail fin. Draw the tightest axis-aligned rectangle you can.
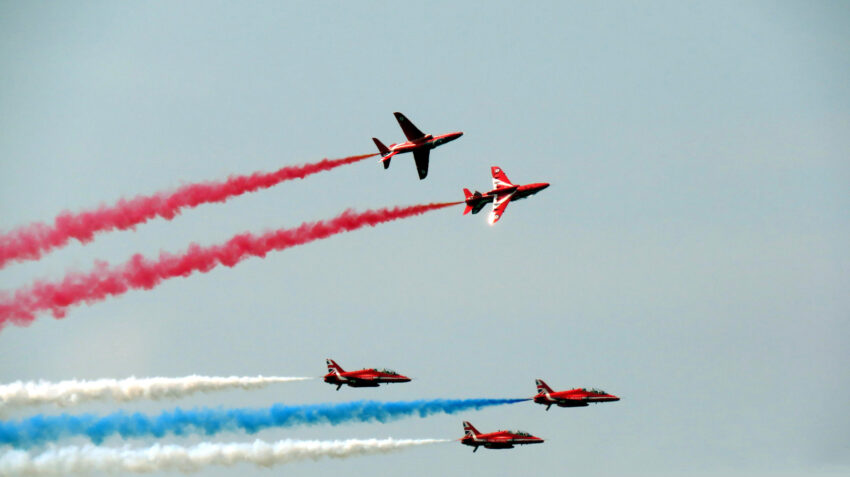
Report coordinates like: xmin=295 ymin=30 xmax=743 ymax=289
xmin=463 ymin=421 xmax=480 ymax=437
xmin=326 ymin=359 xmax=344 ymax=374
xmin=373 ymin=138 xmax=391 ymax=157
xmin=372 ymin=138 xmax=394 ymax=169
xmin=536 ymin=378 xmax=554 ymax=394
xmin=463 ymin=188 xmax=474 ymax=215
xmin=463 ymin=189 xmax=486 ymax=215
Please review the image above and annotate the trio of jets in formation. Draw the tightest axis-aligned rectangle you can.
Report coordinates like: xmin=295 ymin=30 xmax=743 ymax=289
xmin=373 ymin=112 xmax=550 ymax=225
xmin=324 ymin=359 xmax=620 ymax=452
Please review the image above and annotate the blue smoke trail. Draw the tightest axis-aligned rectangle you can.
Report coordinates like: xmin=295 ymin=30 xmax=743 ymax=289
xmin=0 ymin=398 xmax=527 ymax=448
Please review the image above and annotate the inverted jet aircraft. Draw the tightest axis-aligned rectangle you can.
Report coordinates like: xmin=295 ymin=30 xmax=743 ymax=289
xmin=533 ymin=378 xmax=620 ymax=410
xmin=460 ymin=421 xmax=544 ymax=453
xmin=463 ymin=166 xmax=549 ymax=224
xmin=372 ymin=112 xmax=463 ymax=180
xmin=323 ymin=359 xmax=411 ymax=391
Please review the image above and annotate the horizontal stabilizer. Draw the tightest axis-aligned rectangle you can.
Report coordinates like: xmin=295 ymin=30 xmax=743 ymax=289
xmin=463 ymin=189 xmax=487 ymax=215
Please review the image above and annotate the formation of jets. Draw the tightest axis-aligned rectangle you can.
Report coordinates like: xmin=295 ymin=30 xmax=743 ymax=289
xmin=350 ymin=115 xmax=608 ymax=452
xmin=323 ymin=359 xmax=618 ymax=453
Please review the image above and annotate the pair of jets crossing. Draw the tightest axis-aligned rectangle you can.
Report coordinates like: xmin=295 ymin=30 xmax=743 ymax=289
xmin=373 ymin=112 xmax=549 ymax=224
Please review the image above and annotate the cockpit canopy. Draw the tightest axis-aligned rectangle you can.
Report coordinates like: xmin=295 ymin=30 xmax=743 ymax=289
xmin=582 ymin=388 xmax=606 ymax=394
xmin=373 ymin=368 xmax=397 ymax=374
xmin=501 ymin=430 xmax=532 ymax=437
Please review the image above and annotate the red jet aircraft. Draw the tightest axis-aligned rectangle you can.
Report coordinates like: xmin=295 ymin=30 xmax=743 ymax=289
xmin=533 ymin=378 xmax=620 ymax=410
xmin=372 ymin=112 xmax=463 ymax=180
xmin=463 ymin=166 xmax=549 ymax=224
xmin=323 ymin=359 xmax=412 ymax=391
xmin=460 ymin=421 xmax=544 ymax=453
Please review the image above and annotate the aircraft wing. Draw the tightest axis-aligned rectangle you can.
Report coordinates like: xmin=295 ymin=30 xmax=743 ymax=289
xmin=413 ymin=149 xmax=430 ymax=180
xmin=344 ymin=374 xmax=378 ymax=384
xmin=491 ymin=166 xmax=514 ymax=189
xmin=484 ymin=437 xmax=514 ymax=448
xmin=394 ymin=112 xmax=426 ymax=141
xmin=488 ymin=191 xmax=514 ymax=225
xmin=556 ymin=397 xmax=583 ymax=404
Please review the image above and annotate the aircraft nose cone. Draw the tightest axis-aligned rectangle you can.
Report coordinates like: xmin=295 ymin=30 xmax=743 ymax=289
xmin=609 ymin=395 xmax=620 ymax=401
xmin=539 ymin=183 xmax=550 ymax=190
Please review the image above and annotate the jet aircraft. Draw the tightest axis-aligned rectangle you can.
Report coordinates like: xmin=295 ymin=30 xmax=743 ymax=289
xmin=460 ymin=421 xmax=544 ymax=453
xmin=372 ymin=112 xmax=463 ymax=179
xmin=533 ymin=378 xmax=620 ymax=410
xmin=463 ymin=166 xmax=549 ymax=224
xmin=323 ymin=359 xmax=411 ymax=391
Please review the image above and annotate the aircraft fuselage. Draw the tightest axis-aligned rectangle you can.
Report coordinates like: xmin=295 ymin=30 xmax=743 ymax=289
xmin=387 ymin=131 xmax=463 ymax=155
xmin=323 ymin=374 xmax=412 ymax=387
xmin=461 ymin=434 xmax=544 ymax=451
xmin=465 ymin=183 xmax=549 ymax=209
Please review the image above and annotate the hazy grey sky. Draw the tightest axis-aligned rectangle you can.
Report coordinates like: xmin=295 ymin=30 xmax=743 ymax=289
xmin=1 ymin=2 xmax=848 ymax=476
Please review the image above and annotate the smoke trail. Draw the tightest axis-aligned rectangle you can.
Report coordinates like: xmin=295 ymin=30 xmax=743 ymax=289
xmin=0 ymin=201 xmax=460 ymax=330
xmin=0 ymin=376 xmax=311 ymax=412
xmin=0 ymin=438 xmax=448 ymax=475
xmin=0 ymin=153 xmax=376 ymax=269
xmin=0 ymin=398 xmax=526 ymax=447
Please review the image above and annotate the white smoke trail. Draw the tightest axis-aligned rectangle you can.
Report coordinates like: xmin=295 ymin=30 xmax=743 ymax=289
xmin=0 ymin=438 xmax=448 ymax=475
xmin=0 ymin=376 xmax=311 ymax=411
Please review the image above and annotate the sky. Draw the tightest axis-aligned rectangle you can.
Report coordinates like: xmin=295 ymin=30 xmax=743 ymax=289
xmin=1 ymin=1 xmax=848 ymax=476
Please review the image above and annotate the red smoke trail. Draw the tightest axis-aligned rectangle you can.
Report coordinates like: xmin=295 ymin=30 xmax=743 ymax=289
xmin=0 ymin=153 xmax=376 ymax=269
xmin=0 ymin=201 xmax=460 ymax=330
